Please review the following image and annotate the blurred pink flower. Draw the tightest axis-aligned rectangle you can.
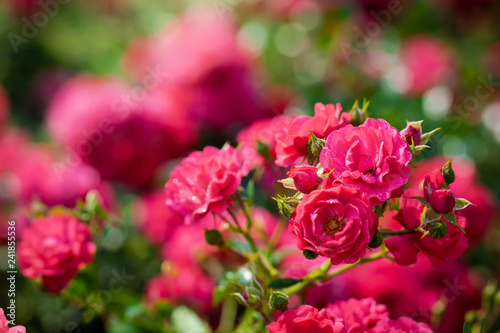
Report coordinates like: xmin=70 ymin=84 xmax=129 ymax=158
xmin=164 ymin=145 xmax=249 ymax=224
xmin=410 ymin=156 xmax=497 ymax=242
xmin=18 ymin=214 xmax=96 ymax=293
xmin=289 ymin=185 xmax=378 ymax=265
xmin=326 ymin=298 xmax=389 ymax=333
xmin=275 ymin=103 xmax=351 ymax=167
xmin=0 ymin=308 xmax=25 ymax=333
xmin=0 ymin=86 xmax=9 ymax=130
xmin=124 ymin=10 xmax=273 ymax=131
xmin=134 ymin=190 xmax=184 ymax=245
xmin=320 ymin=118 xmax=412 ymax=206
xmin=399 ymin=36 xmax=455 ymax=95
xmin=144 ymin=263 xmax=215 ymax=315
xmin=342 ymin=256 xmax=482 ymax=332
xmin=267 ymin=305 xmax=346 ymax=333
xmin=47 ymin=75 xmax=197 ymax=187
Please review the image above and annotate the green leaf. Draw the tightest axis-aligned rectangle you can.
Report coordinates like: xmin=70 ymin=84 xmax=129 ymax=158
xmin=231 ymin=292 xmax=249 ymax=306
xmin=406 ymin=196 xmax=431 ymax=208
xmin=463 ymin=321 xmax=472 ymax=333
xmin=443 ymin=212 xmax=466 ymax=234
xmin=454 ymin=198 xmax=475 ymax=211
xmin=421 ymin=207 xmax=441 ymax=226
xmin=421 ymin=127 xmax=442 ymax=145
xmin=171 ymin=306 xmax=212 ymax=333
xmin=269 ymin=278 xmax=302 ymax=289
xmin=247 ymin=179 xmax=255 ymax=201
xmin=481 ymin=319 xmax=486 ymax=333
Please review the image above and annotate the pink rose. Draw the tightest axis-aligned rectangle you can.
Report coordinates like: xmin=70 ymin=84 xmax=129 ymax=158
xmin=134 ymin=190 xmax=184 ymax=245
xmin=267 ymin=305 xmax=346 ymax=333
xmin=288 ymin=185 xmax=378 ymax=265
xmin=47 ymin=75 xmax=197 ymax=187
xmin=429 ymin=189 xmax=455 ymax=214
xmin=288 ymin=165 xmax=319 ymax=194
xmin=0 ymin=308 xmax=25 ymax=333
xmin=410 ymin=156 xmax=497 ymax=242
xmin=384 ymin=190 xmax=468 ymax=267
xmin=423 ymin=170 xmax=445 ymax=202
xmin=320 ymin=118 xmax=412 ymax=206
xmin=165 ymin=145 xmax=249 ymax=224
xmin=368 ymin=317 xmax=433 ymax=333
xmin=18 ymin=214 xmax=96 ymax=293
xmin=144 ymin=263 xmax=215 ymax=315
xmin=326 ymin=298 xmax=389 ymax=333
xmin=237 ymin=116 xmax=291 ymax=169
xmin=275 ymin=103 xmax=351 ymax=167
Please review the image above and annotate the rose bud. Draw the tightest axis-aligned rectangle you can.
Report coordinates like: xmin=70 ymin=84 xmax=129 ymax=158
xmin=400 ymin=122 xmax=422 ymax=146
xmin=430 ymin=189 xmax=456 ymax=214
xmin=287 ymin=165 xmax=319 ymax=194
xmin=423 ymin=170 xmax=444 ymax=202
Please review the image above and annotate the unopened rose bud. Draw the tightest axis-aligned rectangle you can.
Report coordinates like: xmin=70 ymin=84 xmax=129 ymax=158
xmin=430 ymin=189 xmax=456 ymax=214
xmin=441 ymin=159 xmax=456 ymax=185
xmin=423 ymin=170 xmax=444 ymax=202
xmin=269 ymin=291 xmax=289 ymax=312
xmin=287 ymin=165 xmax=319 ymax=194
xmin=307 ymin=133 xmax=325 ymax=157
xmin=400 ymin=122 xmax=423 ymax=146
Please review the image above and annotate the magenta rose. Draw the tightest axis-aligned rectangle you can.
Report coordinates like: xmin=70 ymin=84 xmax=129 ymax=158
xmin=275 ymin=103 xmax=351 ymax=167
xmin=368 ymin=317 xmax=433 ymax=333
xmin=134 ymin=190 xmax=184 ymax=245
xmin=18 ymin=214 xmax=96 ymax=293
xmin=288 ymin=185 xmax=378 ymax=265
xmin=267 ymin=305 xmax=346 ymax=333
xmin=326 ymin=298 xmax=389 ymax=333
xmin=165 ymin=145 xmax=249 ymax=224
xmin=0 ymin=308 xmax=25 ymax=333
xmin=320 ymin=118 xmax=412 ymax=206
xmin=384 ymin=190 xmax=468 ymax=267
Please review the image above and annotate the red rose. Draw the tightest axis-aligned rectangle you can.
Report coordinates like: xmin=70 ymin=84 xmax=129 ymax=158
xmin=267 ymin=305 xmax=346 ymax=333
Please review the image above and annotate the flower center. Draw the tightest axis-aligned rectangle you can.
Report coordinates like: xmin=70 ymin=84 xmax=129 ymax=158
xmin=324 ymin=217 xmax=345 ymax=235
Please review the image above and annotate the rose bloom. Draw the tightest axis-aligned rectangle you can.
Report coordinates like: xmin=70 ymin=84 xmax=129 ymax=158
xmin=124 ymin=10 xmax=273 ymax=131
xmin=18 ymin=214 xmax=96 ymax=293
xmin=267 ymin=305 xmax=346 ymax=333
xmin=384 ymin=189 xmax=468 ymax=267
xmin=410 ymin=156 xmax=497 ymax=242
xmin=326 ymin=298 xmax=389 ymax=333
xmin=47 ymin=75 xmax=197 ymax=188
xmin=342 ymin=258 xmax=482 ymax=333
xmin=134 ymin=190 xmax=184 ymax=245
xmin=368 ymin=317 xmax=433 ymax=333
xmin=275 ymin=103 xmax=351 ymax=167
xmin=237 ymin=116 xmax=291 ymax=170
xmin=13 ymin=145 xmax=114 ymax=209
xmin=320 ymin=118 xmax=412 ymax=206
xmin=165 ymin=145 xmax=249 ymax=224
xmin=0 ymin=308 xmax=25 ymax=333
xmin=399 ymin=35 xmax=455 ymax=95
xmin=144 ymin=263 xmax=215 ymax=315
xmin=289 ymin=185 xmax=378 ymax=265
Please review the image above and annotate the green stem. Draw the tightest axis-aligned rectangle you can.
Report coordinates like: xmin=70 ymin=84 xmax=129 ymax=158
xmin=227 ymin=208 xmax=258 ymax=253
xmin=283 ymin=252 xmax=384 ymax=296
xmin=380 ymin=228 xmax=421 ymax=237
